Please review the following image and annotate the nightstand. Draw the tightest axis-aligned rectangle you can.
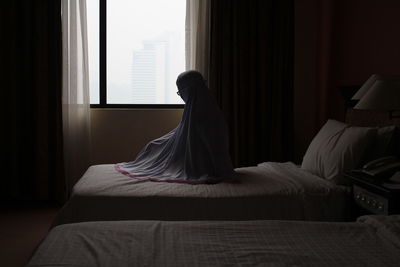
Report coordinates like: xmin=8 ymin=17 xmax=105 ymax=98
xmin=344 ymin=171 xmax=400 ymax=215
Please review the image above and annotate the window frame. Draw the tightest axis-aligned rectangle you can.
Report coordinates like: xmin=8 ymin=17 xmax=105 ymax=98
xmin=90 ymin=0 xmax=184 ymax=109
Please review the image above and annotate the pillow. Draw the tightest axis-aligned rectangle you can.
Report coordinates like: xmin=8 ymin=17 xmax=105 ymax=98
xmin=301 ymin=120 xmax=376 ymax=185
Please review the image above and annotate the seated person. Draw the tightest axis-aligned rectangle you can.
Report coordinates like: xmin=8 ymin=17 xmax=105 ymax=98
xmin=116 ymin=70 xmax=234 ymax=184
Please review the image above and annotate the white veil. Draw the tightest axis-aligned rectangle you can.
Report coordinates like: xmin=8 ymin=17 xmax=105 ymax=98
xmin=115 ymin=70 xmax=234 ymax=184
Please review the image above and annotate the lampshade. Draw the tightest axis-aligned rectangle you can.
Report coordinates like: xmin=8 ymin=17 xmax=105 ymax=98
xmin=354 ymin=80 xmax=400 ymax=111
xmin=351 ymin=74 xmax=382 ymax=100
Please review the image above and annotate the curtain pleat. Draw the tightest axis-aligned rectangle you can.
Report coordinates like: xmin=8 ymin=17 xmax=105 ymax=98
xmin=2 ymin=0 xmax=66 ymax=203
xmin=209 ymin=0 xmax=294 ymax=167
xmin=185 ymin=0 xmax=211 ymax=80
xmin=61 ymin=0 xmax=92 ymax=195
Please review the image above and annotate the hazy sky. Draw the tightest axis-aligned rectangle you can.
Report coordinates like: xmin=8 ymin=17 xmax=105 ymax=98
xmin=87 ymin=0 xmax=186 ymax=104
xmin=87 ymin=0 xmax=99 ymax=103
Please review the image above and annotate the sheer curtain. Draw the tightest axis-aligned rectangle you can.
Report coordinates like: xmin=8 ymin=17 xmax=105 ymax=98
xmin=185 ymin=0 xmax=211 ymax=80
xmin=61 ymin=0 xmax=91 ymax=195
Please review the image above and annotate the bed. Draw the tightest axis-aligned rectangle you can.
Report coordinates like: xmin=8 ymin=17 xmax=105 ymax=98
xmin=53 ymin=161 xmax=351 ymax=225
xmin=53 ymin=110 xmax=399 ymax=226
xmin=29 ymin=215 xmax=400 ymax=267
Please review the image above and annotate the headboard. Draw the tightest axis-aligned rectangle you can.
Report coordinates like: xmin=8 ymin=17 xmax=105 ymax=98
xmin=345 ymin=109 xmax=400 ymax=127
xmin=345 ymin=108 xmax=400 ymax=157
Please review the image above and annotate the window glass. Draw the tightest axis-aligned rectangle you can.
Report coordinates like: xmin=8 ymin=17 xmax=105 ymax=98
xmin=87 ymin=0 xmax=99 ymax=104
xmin=107 ymin=0 xmax=185 ymax=104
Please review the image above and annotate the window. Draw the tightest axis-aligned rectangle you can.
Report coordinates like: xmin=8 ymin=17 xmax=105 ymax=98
xmin=88 ymin=0 xmax=186 ymax=107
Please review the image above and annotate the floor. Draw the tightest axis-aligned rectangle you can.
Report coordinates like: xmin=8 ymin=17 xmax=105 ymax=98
xmin=0 ymin=203 xmax=59 ymax=267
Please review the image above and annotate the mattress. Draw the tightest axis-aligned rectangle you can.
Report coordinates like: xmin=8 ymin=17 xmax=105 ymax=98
xmin=29 ymin=215 xmax=400 ymax=267
xmin=53 ymin=162 xmax=351 ymax=225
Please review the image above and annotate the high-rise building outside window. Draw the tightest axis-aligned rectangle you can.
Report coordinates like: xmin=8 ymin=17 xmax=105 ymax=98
xmin=87 ymin=0 xmax=186 ymax=106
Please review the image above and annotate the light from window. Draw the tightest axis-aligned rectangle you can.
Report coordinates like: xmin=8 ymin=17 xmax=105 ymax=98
xmin=87 ymin=0 xmax=186 ymax=105
xmin=87 ymin=0 xmax=99 ymax=104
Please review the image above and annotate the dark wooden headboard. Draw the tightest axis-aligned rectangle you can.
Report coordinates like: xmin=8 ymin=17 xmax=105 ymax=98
xmin=345 ymin=109 xmax=400 ymax=127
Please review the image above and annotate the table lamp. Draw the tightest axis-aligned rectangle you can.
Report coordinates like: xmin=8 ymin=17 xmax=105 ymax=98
xmin=354 ymin=79 xmax=400 ymax=118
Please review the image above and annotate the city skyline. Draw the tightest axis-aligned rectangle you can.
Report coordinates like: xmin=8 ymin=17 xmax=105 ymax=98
xmin=87 ymin=0 xmax=185 ymax=104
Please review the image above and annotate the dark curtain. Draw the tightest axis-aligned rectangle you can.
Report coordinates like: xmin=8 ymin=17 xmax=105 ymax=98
xmin=209 ymin=0 xmax=294 ymax=167
xmin=316 ymin=0 xmax=339 ymax=128
xmin=1 ymin=1 xmax=65 ymax=203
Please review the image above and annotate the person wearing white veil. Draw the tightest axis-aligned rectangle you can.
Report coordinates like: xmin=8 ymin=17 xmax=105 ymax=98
xmin=115 ymin=70 xmax=234 ymax=184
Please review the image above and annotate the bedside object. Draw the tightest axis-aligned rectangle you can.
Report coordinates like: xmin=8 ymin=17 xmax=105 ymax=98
xmin=344 ymin=171 xmax=400 ymax=215
xmin=353 ymin=77 xmax=400 ymax=119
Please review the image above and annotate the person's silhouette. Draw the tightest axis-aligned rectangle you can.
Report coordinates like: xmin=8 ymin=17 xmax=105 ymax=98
xmin=115 ymin=70 xmax=234 ymax=184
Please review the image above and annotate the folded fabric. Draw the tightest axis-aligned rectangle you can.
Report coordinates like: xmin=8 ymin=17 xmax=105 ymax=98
xmin=116 ymin=70 xmax=234 ymax=184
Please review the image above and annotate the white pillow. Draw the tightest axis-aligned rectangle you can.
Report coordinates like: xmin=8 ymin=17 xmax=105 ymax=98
xmin=301 ymin=120 xmax=376 ymax=184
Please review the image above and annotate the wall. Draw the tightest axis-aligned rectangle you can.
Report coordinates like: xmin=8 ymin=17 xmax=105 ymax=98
xmin=293 ymin=0 xmax=400 ymax=162
xmin=90 ymin=109 xmax=183 ymax=164
xmin=332 ymin=0 xmax=400 ymax=85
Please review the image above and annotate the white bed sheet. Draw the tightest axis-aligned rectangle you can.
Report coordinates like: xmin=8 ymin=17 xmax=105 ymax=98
xmin=29 ymin=215 xmax=400 ymax=267
xmin=54 ymin=162 xmax=351 ymax=225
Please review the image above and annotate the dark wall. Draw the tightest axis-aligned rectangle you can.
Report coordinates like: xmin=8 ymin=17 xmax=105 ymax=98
xmin=294 ymin=0 xmax=400 ymax=162
xmin=332 ymin=0 xmax=400 ymax=85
